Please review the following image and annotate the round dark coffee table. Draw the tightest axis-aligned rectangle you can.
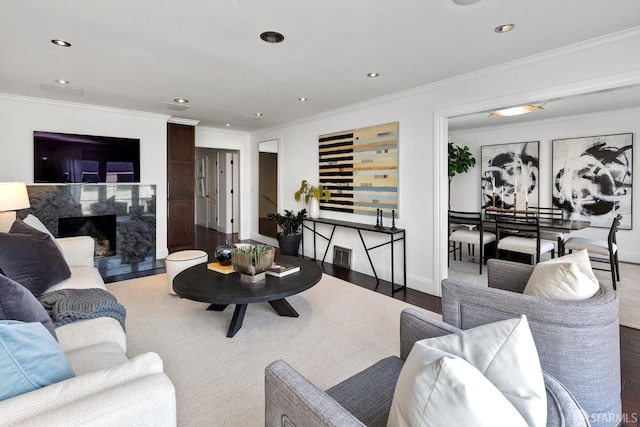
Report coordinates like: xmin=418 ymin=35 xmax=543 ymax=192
xmin=173 ymin=255 xmax=322 ymax=337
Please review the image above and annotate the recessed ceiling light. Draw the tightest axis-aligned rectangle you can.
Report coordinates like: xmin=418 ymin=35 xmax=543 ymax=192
xmin=254 ymin=112 xmax=263 ymax=116
xmin=494 ymin=24 xmax=515 ymax=33
xmin=260 ymin=31 xmax=285 ymax=44
xmin=298 ymin=97 xmax=308 ymax=102
xmin=51 ymin=39 xmax=71 ymax=47
xmin=226 ymin=123 xmax=230 ymax=127
xmin=174 ymin=98 xmax=189 ymax=104
xmin=55 ymin=79 xmax=70 ymax=84
xmin=367 ymin=72 xmax=380 ymax=78
xmin=490 ymin=104 xmax=544 ymax=117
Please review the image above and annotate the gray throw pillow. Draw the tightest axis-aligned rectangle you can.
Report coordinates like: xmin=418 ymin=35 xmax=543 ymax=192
xmin=0 ymin=274 xmax=57 ymax=339
xmin=0 ymin=219 xmax=71 ymax=297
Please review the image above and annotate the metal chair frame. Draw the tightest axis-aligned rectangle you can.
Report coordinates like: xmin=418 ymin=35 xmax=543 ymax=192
xmin=494 ymin=214 xmax=555 ymax=265
xmin=564 ymin=214 xmax=621 ymax=289
xmin=448 ymin=210 xmax=495 ymax=274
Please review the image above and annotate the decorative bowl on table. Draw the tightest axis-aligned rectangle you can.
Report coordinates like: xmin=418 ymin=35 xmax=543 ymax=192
xmin=215 ymin=240 xmax=237 ymax=266
xmin=231 ymin=245 xmax=275 ymax=283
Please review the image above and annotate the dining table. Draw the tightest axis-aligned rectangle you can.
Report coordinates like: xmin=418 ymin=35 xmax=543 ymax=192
xmin=481 ymin=208 xmax=591 ymax=232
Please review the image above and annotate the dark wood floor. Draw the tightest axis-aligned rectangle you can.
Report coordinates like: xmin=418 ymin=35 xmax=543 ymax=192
xmin=156 ymin=226 xmax=638 ymax=424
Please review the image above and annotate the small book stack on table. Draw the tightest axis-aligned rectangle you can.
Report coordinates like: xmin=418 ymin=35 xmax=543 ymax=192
xmin=265 ymin=262 xmax=300 ymax=277
xmin=207 ymin=262 xmax=236 ymax=274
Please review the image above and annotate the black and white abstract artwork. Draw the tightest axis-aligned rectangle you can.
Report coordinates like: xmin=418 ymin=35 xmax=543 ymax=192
xmin=552 ymin=133 xmax=633 ymax=229
xmin=481 ymin=141 xmax=539 ymax=210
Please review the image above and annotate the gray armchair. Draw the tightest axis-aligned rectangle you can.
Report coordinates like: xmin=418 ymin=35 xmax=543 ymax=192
xmin=442 ymin=258 xmax=620 ymax=427
xmin=265 ymin=308 xmax=590 ymax=427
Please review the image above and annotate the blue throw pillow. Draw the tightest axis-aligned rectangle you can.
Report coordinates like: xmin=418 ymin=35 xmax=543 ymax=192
xmin=0 ymin=219 xmax=71 ymax=297
xmin=0 ymin=274 xmax=57 ymax=339
xmin=0 ymin=320 xmax=75 ymax=401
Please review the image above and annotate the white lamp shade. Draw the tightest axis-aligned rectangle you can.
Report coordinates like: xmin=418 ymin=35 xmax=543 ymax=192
xmin=0 ymin=182 xmax=31 ymax=211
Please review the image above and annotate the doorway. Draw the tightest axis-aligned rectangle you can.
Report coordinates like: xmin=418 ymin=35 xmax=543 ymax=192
xmin=195 ymin=148 xmax=239 ymax=234
xmin=258 ymin=139 xmax=279 ymax=238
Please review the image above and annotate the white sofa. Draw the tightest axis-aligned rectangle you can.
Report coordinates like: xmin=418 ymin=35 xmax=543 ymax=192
xmin=0 ymin=236 xmax=177 ymax=427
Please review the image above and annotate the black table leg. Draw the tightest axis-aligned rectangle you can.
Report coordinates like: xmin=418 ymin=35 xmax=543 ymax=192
xmin=227 ymin=304 xmax=248 ymax=338
xmin=207 ymin=304 xmax=228 ymax=312
xmin=268 ymin=298 xmax=299 ymax=317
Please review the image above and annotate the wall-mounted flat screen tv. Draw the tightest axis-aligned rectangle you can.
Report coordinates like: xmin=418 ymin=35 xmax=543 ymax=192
xmin=34 ymin=131 xmax=141 ymax=183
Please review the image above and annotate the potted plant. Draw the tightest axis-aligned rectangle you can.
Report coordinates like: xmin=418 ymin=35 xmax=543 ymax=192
xmin=448 ymin=142 xmax=476 ymax=210
xmin=266 ymin=209 xmax=307 ymax=256
xmin=294 ymin=180 xmax=331 ymax=219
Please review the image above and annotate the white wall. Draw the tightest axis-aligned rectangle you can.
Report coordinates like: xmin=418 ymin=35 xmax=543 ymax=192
xmin=251 ymin=28 xmax=640 ymax=295
xmin=0 ymin=94 xmax=170 ymax=258
xmin=449 ymin=107 xmax=640 ymax=263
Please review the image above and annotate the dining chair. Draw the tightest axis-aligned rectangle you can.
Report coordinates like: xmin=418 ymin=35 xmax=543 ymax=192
xmin=448 ymin=210 xmax=496 ymax=274
xmin=563 ymin=214 xmax=622 ymax=289
xmin=495 ymin=215 xmax=555 ymax=265
xmin=528 ymin=206 xmax=565 ymax=257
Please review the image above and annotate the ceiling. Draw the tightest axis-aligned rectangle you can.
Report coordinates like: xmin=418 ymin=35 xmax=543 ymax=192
xmin=2 ymin=0 xmax=640 ymax=132
xmin=449 ymin=84 xmax=640 ymax=132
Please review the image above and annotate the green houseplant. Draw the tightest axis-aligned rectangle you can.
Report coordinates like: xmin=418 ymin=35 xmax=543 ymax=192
xmin=294 ymin=180 xmax=331 ymax=219
xmin=448 ymin=142 xmax=476 ymax=209
xmin=266 ymin=209 xmax=307 ymax=256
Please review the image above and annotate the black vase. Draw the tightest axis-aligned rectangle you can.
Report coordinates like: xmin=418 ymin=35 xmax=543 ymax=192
xmin=277 ymin=234 xmax=301 ymax=257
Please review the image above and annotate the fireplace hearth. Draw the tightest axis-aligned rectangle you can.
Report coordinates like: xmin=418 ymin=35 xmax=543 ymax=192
xmin=59 ymin=215 xmax=117 ymax=257
xmin=24 ymin=184 xmax=156 ymax=266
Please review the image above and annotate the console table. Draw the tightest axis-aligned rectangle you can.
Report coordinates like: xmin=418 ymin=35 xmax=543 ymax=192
xmin=301 ymin=217 xmax=406 ymax=293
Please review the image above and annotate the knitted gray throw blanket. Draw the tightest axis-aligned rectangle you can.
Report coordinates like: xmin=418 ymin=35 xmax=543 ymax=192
xmin=38 ymin=288 xmax=126 ymax=330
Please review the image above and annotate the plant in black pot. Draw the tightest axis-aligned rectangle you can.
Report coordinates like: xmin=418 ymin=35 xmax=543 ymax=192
xmin=266 ymin=209 xmax=307 ymax=256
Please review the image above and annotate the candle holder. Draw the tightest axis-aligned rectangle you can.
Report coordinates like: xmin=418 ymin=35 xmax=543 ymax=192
xmin=525 ymin=201 xmax=529 ymax=211
xmin=514 ymin=193 xmax=518 ymax=211
xmin=492 ymin=192 xmax=496 ymax=208
xmin=391 ymin=209 xmax=397 ymax=231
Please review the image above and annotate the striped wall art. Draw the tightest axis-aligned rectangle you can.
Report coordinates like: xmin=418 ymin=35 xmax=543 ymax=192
xmin=318 ymin=121 xmax=399 ymax=216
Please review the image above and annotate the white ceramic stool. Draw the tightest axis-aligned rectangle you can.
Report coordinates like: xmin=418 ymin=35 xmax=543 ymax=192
xmin=165 ymin=250 xmax=208 ymax=295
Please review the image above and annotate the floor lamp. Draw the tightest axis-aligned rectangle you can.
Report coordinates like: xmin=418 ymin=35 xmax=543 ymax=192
xmin=0 ymin=182 xmax=31 ymax=232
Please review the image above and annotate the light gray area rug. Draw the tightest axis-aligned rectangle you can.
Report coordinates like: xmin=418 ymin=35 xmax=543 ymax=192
xmin=448 ymin=256 xmax=640 ymax=330
xmin=107 ymin=273 xmax=439 ymax=426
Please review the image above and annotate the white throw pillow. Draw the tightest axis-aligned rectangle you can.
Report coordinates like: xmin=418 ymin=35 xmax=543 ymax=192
xmin=387 ymin=347 xmax=528 ymax=427
xmin=387 ymin=316 xmax=546 ymax=427
xmin=523 ymin=249 xmax=599 ymax=300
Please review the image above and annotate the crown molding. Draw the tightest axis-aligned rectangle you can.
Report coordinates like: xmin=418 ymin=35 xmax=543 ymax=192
xmin=168 ymin=117 xmax=200 ymax=126
xmin=0 ymin=93 xmax=171 ymax=121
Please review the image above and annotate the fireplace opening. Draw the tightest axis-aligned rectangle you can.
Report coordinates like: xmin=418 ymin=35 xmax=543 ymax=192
xmin=58 ymin=215 xmax=117 ymax=258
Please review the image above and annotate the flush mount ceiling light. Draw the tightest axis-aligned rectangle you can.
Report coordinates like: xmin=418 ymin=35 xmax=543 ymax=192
xmin=51 ymin=39 xmax=71 ymax=47
xmin=495 ymin=23 xmax=515 ymax=33
xmin=490 ymin=104 xmax=544 ymax=117
xmin=55 ymin=79 xmax=70 ymax=84
xmin=260 ymin=31 xmax=285 ymax=44
xmin=451 ymin=0 xmax=483 ymax=5
xmin=367 ymin=72 xmax=380 ymax=78
xmin=174 ymin=98 xmax=189 ymax=104
xmin=298 ymin=97 xmax=308 ymax=102
xmin=254 ymin=112 xmax=263 ymax=116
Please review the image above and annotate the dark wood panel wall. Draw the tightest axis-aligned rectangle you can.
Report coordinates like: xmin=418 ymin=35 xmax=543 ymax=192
xmin=167 ymin=123 xmax=195 ymax=252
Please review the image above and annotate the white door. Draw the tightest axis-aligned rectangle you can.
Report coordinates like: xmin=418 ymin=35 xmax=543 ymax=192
xmin=218 ymin=152 xmax=232 ymax=233
xmin=207 ymin=154 xmax=218 ymax=230
xmin=231 ymin=151 xmax=240 ymax=233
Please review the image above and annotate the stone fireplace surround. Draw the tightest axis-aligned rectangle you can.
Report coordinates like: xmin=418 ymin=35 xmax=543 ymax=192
xmin=22 ymin=184 xmax=160 ymax=280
